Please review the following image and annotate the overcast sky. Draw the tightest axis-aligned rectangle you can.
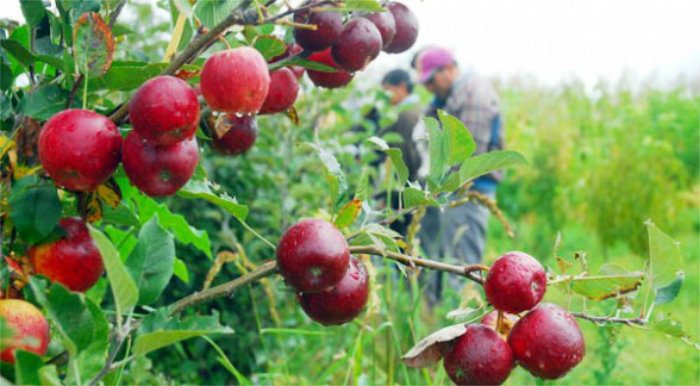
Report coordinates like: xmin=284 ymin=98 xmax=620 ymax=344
xmin=3 ymin=0 xmax=699 ymax=87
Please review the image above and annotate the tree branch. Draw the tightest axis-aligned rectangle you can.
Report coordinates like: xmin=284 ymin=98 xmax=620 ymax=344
xmin=167 ymin=260 xmax=278 ymax=315
xmin=349 ymin=245 xmax=487 ymax=285
xmin=571 ymin=312 xmax=647 ymax=326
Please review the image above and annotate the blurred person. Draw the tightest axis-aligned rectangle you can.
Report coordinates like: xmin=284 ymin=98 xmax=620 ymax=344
xmin=376 ymin=69 xmax=424 ymax=235
xmin=414 ymin=47 xmax=504 ymax=303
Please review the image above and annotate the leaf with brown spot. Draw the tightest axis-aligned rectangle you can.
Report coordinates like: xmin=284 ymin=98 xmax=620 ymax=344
xmin=73 ymin=12 xmax=115 ymax=78
xmin=402 ymin=323 xmax=467 ymax=368
xmin=97 ymin=178 xmax=122 ymax=209
xmin=286 ymin=106 xmax=300 ymax=125
xmin=15 ymin=117 xmax=41 ymax=165
xmin=77 ymin=191 xmax=103 ymax=223
xmin=334 ymin=198 xmax=362 ymax=229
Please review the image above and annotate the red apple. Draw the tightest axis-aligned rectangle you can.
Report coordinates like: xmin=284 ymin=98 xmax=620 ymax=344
xmin=364 ymin=11 xmax=396 ymax=49
xmin=297 ymin=256 xmax=369 ymax=325
xmin=200 ymin=47 xmax=270 ymax=114
xmin=38 ymin=109 xmax=122 ymax=192
xmin=129 ymin=75 xmax=200 ymax=146
xmin=211 ymin=114 xmax=258 ymax=156
xmin=331 ymin=18 xmax=382 ymax=72
xmin=259 ymin=68 xmax=299 ymax=115
xmin=293 ymin=6 xmax=343 ymax=52
xmin=122 ymin=131 xmax=199 ymax=197
xmin=277 ymin=219 xmax=349 ymax=293
xmin=0 ymin=299 xmax=50 ymax=364
xmin=443 ymin=324 xmax=515 ymax=385
xmin=484 ymin=251 xmax=546 ymax=314
xmin=508 ymin=303 xmax=586 ymax=380
xmin=306 ymin=48 xmax=354 ymax=89
xmin=28 ymin=217 xmax=104 ymax=292
xmin=383 ymin=2 xmax=418 ymax=54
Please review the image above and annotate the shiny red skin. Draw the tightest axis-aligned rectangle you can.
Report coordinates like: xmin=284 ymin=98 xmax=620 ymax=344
xmin=484 ymin=251 xmax=546 ymax=314
xmin=306 ymin=49 xmax=354 ymax=89
xmin=200 ymin=47 xmax=270 ymax=114
xmin=276 ymin=219 xmax=350 ymax=293
xmin=293 ymin=8 xmax=343 ymax=52
xmin=129 ymin=75 xmax=200 ymax=146
xmin=383 ymin=2 xmax=419 ymax=54
xmin=260 ymin=68 xmax=299 ymax=114
xmin=508 ymin=303 xmax=586 ymax=380
xmin=269 ymin=43 xmax=305 ymax=79
xmin=480 ymin=310 xmax=519 ymax=337
xmin=38 ymin=109 xmax=122 ymax=192
xmin=298 ymin=256 xmax=369 ymax=325
xmin=364 ymin=11 xmax=396 ymax=49
xmin=0 ymin=300 xmax=50 ymax=364
xmin=28 ymin=218 xmax=104 ymax=292
xmin=331 ymin=18 xmax=382 ymax=72
xmin=211 ymin=115 xmax=258 ymax=156
xmin=122 ymin=131 xmax=199 ymax=197
xmin=443 ymin=324 xmax=515 ymax=385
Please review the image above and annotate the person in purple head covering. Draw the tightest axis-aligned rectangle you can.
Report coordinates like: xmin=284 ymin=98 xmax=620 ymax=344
xmin=413 ymin=46 xmax=505 ymax=304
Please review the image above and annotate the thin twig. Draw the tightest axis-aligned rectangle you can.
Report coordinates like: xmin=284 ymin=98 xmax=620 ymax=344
xmin=571 ymin=312 xmax=647 ymax=326
xmin=168 ymin=260 xmax=278 ymax=315
xmin=349 ymin=245 xmax=486 ymax=285
xmin=108 ymin=0 xmax=127 ymax=28
xmin=66 ymin=74 xmax=83 ymax=108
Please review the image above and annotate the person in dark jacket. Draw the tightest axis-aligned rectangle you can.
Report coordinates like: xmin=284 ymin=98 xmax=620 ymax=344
xmin=413 ymin=47 xmax=504 ymax=303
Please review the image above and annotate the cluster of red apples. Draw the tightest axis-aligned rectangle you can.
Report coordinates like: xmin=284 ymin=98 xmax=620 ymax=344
xmin=38 ymin=1 xmax=418 ymax=200
xmin=442 ymin=252 xmax=586 ymax=385
xmin=1 ymin=0 xmax=420 ymax=367
xmin=276 ymin=219 xmax=369 ymax=325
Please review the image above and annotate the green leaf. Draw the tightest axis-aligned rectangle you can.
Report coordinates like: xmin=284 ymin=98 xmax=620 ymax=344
xmin=173 ymin=257 xmax=190 ymax=284
xmin=366 ymin=137 xmax=409 ymax=185
xmin=387 ymin=148 xmax=409 ymax=185
xmin=126 ymin=216 xmax=175 ymax=305
xmin=72 ymin=299 xmax=109 ymax=382
xmin=449 ymin=150 xmax=528 ymax=191
xmin=403 ymin=186 xmax=439 ymax=209
xmin=39 ymin=365 xmax=62 ymax=386
xmin=356 ymin=166 xmax=370 ymax=202
xmin=334 ymin=199 xmax=362 ymax=229
xmin=73 ymin=12 xmax=114 ymax=78
xmin=312 ymin=144 xmax=349 ymax=205
xmin=652 ymin=316 xmax=688 ymax=338
xmin=280 ymin=57 xmax=337 ymax=72
xmin=646 ymin=221 xmax=683 ymax=288
xmin=9 ymin=175 xmax=61 ymax=244
xmin=20 ymin=0 xmax=47 ymax=27
xmin=566 ymin=266 xmax=644 ymax=300
xmin=88 ymin=226 xmax=139 ymax=315
xmin=134 ymin=309 xmax=234 ymax=356
xmin=253 ymin=35 xmax=287 ymax=61
xmin=654 ymin=271 xmax=684 ymax=305
xmin=0 ymin=38 xmax=34 ymax=67
xmin=425 ymin=117 xmax=447 ymax=186
xmin=131 ymin=191 xmax=212 ymax=259
xmin=342 ymin=0 xmax=383 ymax=11
xmin=44 ymin=284 xmax=95 ymax=354
xmin=438 ymin=110 xmax=476 ymax=165
xmin=178 ymin=180 xmax=249 ymax=221
xmin=15 ymin=351 xmax=43 ymax=386
xmin=18 ymin=84 xmax=69 ymax=120
xmin=194 ymin=0 xmax=240 ymax=28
